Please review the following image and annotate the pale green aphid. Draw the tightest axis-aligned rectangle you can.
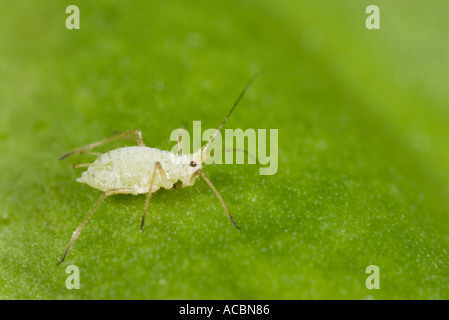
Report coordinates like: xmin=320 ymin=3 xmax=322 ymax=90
xmin=57 ymin=79 xmax=255 ymax=264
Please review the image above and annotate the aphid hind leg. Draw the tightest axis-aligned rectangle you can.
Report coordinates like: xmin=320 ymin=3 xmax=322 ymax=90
xmin=57 ymin=188 xmax=135 ymax=265
xmin=141 ymin=162 xmax=171 ymax=231
xmin=197 ymin=170 xmax=240 ymax=229
xmin=72 ymin=162 xmax=112 ymax=170
xmin=177 ymin=134 xmax=183 ymax=155
xmin=58 ymin=129 xmax=145 ymax=160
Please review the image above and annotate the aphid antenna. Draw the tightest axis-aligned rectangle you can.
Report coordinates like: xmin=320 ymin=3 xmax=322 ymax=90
xmin=200 ymin=74 xmax=258 ymax=157
xmin=211 ymin=148 xmax=261 ymax=167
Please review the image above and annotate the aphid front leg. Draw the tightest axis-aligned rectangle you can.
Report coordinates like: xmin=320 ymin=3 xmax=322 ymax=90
xmin=59 ymin=129 xmax=146 ymax=160
xmin=141 ymin=161 xmax=172 ymax=231
xmin=197 ymin=170 xmax=240 ymax=229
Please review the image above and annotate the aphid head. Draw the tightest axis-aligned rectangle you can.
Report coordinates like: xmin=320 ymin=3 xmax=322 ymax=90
xmin=177 ymin=151 xmax=208 ymax=186
xmin=189 ymin=149 xmax=210 ymax=167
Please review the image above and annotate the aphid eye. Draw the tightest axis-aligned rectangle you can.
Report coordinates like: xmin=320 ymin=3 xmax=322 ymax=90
xmin=190 ymin=161 xmax=197 ymax=167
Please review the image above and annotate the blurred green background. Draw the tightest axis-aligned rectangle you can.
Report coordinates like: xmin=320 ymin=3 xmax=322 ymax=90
xmin=1 ymin=0 xmax=449 ymax=299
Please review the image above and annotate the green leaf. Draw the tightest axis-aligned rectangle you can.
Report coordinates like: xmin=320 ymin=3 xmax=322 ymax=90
xmin=1 ymin=0 xmax=449 ymax=299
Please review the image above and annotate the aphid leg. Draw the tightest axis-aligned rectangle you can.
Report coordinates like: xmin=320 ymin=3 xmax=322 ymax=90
xmin=141 ymin=162 xmax=171 ymax=231
xmin=57 ymin=188 xmax=133 ymax=265
xmin=72 ymin=163 xmax=95 ymax=169
xmin=58 ymin=129 xmax=146 ymax=160
xmin=72 ymin=163 xmax=112 ymax=169
xmin=197 ymin=170 xmax=240 ymax=229
xmin=177 ymin=134 xmax=183 ymax=155
xmin=172 ymin=170 xmax=202 ymax=189
xmin=82 ymin=151 xmax=103 ymax=157
xmin=57 ymin=192 xmax=107 ymax=265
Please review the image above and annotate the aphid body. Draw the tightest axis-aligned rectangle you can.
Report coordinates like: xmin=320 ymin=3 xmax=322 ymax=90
xmin=57 ymin=78 xmax=256 ymax=264
xmin=77 ymin=147 xmax=206 ymax=194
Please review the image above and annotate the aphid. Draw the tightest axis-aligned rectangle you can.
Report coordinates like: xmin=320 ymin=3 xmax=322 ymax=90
xmin=57 ymin=78 xmax=255 ymax=264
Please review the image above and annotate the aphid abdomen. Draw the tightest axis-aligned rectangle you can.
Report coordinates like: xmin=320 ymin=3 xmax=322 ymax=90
xmin=79 ymin=146 xmax=179 ymax=194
